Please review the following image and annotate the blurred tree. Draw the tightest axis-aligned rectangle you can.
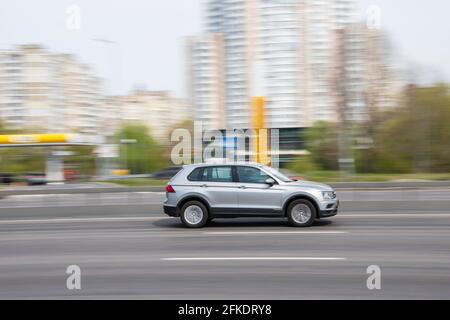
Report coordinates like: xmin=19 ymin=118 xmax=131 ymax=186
xmin=0 ymin=120 xmax=17 ymax=134
xmin=304 ymin=121 xmax=340 ymax=171
xmin=372 ymin=84 xmax=450 ymax=173
xmin=288 ymin=155 xmax=319 ymax=174
xmin=0 ymin=121 xmax=45 ymax=174
xmin=0 ymin=147 xmax=46 ymax=174
xmin=289 ymin=85 xmax=450 ymax=175
xmin=65 ymin=146 xmax=97 ymax=178
xmin=116 ymin=124 xmax=166 ymax=174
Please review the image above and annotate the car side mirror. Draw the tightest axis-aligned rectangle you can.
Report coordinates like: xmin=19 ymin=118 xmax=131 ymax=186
xmin=265 ymin=178 xmax=276 ymax=186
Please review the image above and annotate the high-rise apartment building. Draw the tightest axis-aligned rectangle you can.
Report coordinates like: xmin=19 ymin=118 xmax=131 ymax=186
xmin=187 ymin=34 xmax=225 ymax=130
xmin=0 ymin=45 xmax=104 ymax=137
xmin=189 ymin=0 xmax=367 ymax=130
xmin=0 ymin=45 xmax=192 ymax=142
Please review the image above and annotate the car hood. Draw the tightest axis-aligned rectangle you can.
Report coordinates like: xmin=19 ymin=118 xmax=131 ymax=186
xmin=283 ymin=180 xmax=334 ymax=191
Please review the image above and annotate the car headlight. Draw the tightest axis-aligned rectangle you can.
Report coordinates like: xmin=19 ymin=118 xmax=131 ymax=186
xmin=322 ymin=191 xmax=336 ymax=200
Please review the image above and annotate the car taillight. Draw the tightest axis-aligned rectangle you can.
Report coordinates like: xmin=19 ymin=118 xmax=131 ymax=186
xmin=166 ymin=185 xmax=176 ymax=193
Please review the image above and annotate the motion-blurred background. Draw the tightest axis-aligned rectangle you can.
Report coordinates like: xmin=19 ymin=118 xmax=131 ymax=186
xmin=0 ymin=0 xmax=449 ymax=187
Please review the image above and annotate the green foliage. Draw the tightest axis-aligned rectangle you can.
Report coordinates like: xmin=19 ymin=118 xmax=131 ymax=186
xmin=116 ymin=123 xmax=166 ymax=174
xmin=0 ymin=147 xmax=46 ymax=174
xmin=0 ymin=120 xmax=18 ymax=135
xmin=371 ymin=84 xmax=450 ymax=173
xmin=0 ymin=121 xmax=44 ymax=173
xmin=294 ymin=84 xmax=450 ymax=175
xmin=65 ymin=146 xmax=97 ymax=177
xmin=288 ymin=156 xmax=319 ymax=174
xmin=304 ymin=121 xmax=339 ymax=171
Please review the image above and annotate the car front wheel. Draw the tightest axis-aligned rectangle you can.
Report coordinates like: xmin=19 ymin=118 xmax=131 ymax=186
xmin=287 ymin=199 xmax=316 ymax=227
xmin=180 ymin=201 xmax=209 ymax=228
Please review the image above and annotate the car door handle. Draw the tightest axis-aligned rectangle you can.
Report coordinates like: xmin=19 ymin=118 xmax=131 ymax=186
xmin=201 ymin=184 xmax=208 ymax=188
xmin=239 ymin=186 xmax=247 ymax=189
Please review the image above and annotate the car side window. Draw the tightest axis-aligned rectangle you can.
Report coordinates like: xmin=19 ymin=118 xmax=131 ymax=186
xmin=187 ymin=168 xmax=204 ymax=182
xmin=203 ymin=166 xmax=233 ymax=183
xmin=237 ymin=166 xmax=271 ymax=184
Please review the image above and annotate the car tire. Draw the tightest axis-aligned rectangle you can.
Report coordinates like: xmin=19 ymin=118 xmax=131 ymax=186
xmin=180 ymin=201 xmax=209 ymax=228
xmin=287 ymin=199 xmax=316 ymax=227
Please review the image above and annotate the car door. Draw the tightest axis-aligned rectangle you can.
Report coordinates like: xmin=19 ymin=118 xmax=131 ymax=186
xmin=198 ymin=166 xmax=239 ymax=213
xmin=235 ymin=166 xmax=284 ymax=215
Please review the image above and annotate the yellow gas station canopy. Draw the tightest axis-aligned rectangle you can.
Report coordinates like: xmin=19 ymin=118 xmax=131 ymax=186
xmin=0 ymin=134 xmax=93 ymax=147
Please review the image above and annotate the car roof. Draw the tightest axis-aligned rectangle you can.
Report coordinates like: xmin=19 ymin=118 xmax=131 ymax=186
xmin=182 ymin=162 xmax=264 ymax=169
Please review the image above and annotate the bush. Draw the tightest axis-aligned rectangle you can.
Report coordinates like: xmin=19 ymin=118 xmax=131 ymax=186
xmin=288 ymin=156 xmax=319 ymax=174
xmin=305 ymin=121 xmax=339 ymax=171
xmin=116 ymin=124 xmax=166 ymax=174
xmin=371 ymin=84 xmax=450 ymax=173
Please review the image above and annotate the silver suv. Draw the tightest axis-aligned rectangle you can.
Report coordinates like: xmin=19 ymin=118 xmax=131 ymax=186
xmin=163 ymin=163 xmax=339 ymax=228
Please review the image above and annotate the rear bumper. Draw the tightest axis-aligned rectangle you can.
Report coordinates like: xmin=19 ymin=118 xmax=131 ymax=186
xmin=163 ymin=205 xmax=179 ymax=217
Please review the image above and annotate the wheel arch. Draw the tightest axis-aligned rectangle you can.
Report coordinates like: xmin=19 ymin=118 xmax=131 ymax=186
xmin=283 ymin=194 xmax=321 ymax=218
xmin=177 ymin=195 xmax=212 ymax=215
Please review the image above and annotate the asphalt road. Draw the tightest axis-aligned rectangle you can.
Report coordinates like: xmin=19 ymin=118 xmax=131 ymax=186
xmin=0 ymin=189 xmax=449 ymax=299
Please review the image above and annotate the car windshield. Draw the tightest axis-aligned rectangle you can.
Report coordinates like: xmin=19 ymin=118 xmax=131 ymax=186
xmin=262 ymin=166 xmax=293 ymax=183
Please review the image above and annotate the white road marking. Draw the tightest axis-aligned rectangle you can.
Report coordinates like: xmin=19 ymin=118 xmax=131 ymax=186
xmin=136 ymin=192 xmax=165 ymax=195
xmin=338 ymin=188 xmax=450 ymax=193
xmin=338 ymin=213 xmax=450 ymax=218
xmin=162 ymin=257 xmax=347 ymax=261
xmin=0 ymin=203 xmax=162 ymax=209
xmin=204 ymin=231 xmax=348 ymax=235
xmin=0 ymin=216 xmax=166 ymax=225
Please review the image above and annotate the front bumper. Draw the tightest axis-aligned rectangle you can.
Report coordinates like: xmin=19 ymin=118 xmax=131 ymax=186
xmin=319 ymin=200 xmax=339 ymax=218
xmin=163 ymin=205 xmax=179 ymax=217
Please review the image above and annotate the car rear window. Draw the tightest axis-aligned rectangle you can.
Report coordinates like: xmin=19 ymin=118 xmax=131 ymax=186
xmin=187 ymin=168 xmax=204 ymax=182
xmin=204 ymin=166 xmax=233 ymax=183
xmin=187 ymin=166 xmax=234 ymax=183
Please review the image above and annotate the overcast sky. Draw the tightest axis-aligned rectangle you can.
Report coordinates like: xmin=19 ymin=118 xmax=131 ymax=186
xmin=0 ymin=0 xmax=449 ymax=97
